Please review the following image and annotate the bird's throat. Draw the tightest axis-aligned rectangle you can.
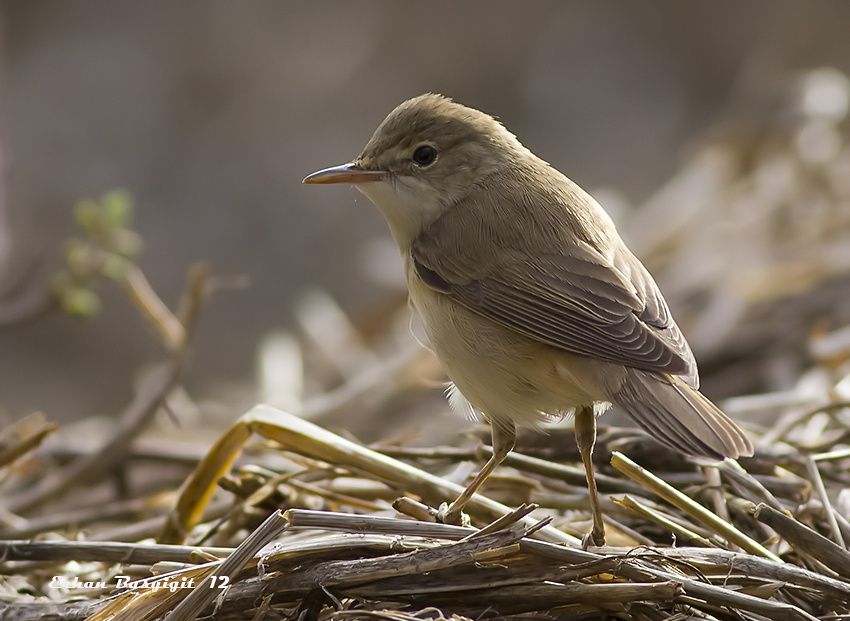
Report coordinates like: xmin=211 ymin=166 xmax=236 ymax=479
xmin=355 ymin=179 xmax=445 ymax=251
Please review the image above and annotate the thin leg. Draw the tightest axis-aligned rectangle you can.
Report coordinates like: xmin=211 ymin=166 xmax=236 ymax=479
xmin=575 ymin=405 xmax=606 ymax=547
xmin=440 ymin=421 xmax=516 ymax=525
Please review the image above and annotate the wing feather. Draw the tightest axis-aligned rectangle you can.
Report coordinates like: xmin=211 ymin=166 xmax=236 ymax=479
xmin=412 ymin=239 xmax=699 ymax=386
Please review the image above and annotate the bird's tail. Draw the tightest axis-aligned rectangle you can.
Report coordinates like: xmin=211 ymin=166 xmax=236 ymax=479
xmin=611 ymin=368 xmax=753 ymax=460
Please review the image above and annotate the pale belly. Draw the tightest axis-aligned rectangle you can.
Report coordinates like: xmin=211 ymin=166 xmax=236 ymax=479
xmin=406 ymin=266 xmax=610 ymax=428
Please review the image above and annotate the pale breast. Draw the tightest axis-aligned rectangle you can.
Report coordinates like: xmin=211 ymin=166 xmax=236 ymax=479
xmin=405 ymin=259 xmax=607 ymax=427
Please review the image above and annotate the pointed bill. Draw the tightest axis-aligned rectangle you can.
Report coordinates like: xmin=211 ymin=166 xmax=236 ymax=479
xmin=302 ymin=163 xmax=388 ymax=185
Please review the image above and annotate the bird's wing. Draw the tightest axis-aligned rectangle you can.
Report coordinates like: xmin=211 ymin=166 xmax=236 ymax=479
xmin=412 ymin=224 xmax=699 ymax=388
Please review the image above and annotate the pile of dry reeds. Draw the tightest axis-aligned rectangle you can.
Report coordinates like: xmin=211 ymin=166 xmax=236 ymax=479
xmin=2 ymin=391 xmax=850 ymax=620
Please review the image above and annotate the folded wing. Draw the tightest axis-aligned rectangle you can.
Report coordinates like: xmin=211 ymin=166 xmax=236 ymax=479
xmin=412 ymin=236 xmax=699 ymax=388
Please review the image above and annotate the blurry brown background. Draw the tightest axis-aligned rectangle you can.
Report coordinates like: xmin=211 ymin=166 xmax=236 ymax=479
xmin=2 ymin=0 xmax=850 ymax=425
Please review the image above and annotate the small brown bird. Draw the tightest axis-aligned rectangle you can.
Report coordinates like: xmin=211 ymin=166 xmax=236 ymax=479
xmin=304 ymin=94 xmax=753 ymax=546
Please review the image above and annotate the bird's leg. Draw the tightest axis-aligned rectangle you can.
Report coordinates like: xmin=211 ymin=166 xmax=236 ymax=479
xmin=439 ymin=421 xmax=516 ymax=525
xmin=575 ymin=405 xmax=606 ymax=547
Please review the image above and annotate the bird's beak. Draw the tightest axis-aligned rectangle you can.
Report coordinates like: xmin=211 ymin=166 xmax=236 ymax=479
xmin=302 ymin=162 xmax=388 ymax=185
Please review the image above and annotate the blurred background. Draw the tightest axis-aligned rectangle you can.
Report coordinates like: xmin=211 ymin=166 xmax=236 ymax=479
xmin=2 ymin=0 xmax=850 ymax=441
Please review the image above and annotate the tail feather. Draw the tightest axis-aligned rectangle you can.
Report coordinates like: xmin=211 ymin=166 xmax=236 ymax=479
xmin=612 ymin=368 xmax=753 ymax=460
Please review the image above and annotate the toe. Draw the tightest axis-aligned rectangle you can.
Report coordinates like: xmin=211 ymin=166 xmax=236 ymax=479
xmin=435 ymin=502 xmax=470 ymax=526
xmin=592 ymin=527 xmax=606 ymax=547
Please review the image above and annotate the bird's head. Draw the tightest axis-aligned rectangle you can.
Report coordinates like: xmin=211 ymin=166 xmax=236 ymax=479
xmin=304 ymin=94 xmax=525 ymax=247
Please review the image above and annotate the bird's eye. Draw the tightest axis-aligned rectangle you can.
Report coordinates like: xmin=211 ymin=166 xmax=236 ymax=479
xmin=412 ymin=144 xmax=437 ymax=167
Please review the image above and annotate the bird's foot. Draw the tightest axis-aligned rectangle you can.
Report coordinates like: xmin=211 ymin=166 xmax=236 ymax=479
xmin=434 ymin=502 xmax=471 ymax=527
xmin=581 ymin=527 xmax=606 ymax=549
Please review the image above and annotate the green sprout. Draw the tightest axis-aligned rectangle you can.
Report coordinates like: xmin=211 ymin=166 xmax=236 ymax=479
xmin=54 ymin=190 xmax=143 ymax=317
